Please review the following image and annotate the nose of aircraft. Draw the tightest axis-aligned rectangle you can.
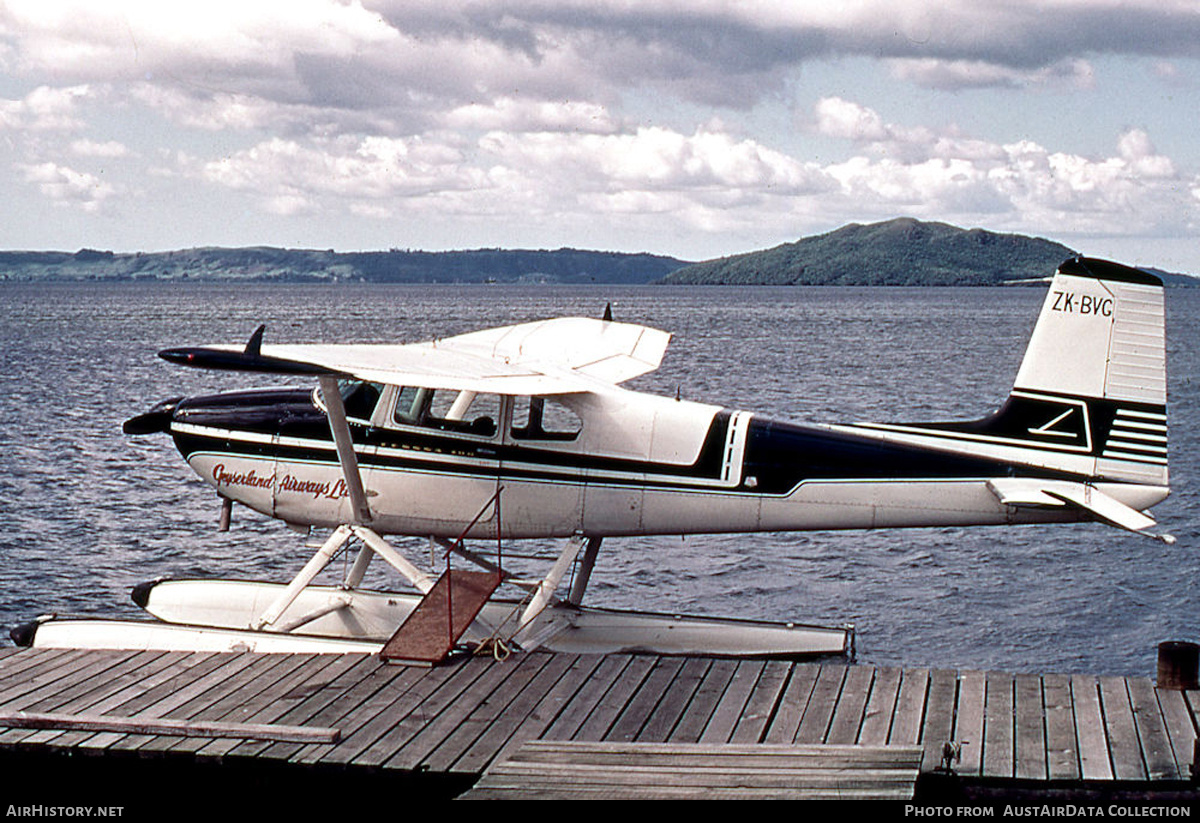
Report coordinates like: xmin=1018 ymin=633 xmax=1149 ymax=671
xmin=123 ymin=396 xmax=184 ymax=435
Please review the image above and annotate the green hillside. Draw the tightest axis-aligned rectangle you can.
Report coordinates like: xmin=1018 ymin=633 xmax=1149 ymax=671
xmin=659 ymin=218 xmax=1079 ymax=285
xmin=0 ymin=246 xmax=689 ymax=284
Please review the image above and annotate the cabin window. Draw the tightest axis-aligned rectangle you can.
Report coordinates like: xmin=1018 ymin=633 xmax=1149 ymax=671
xmin=511 ymin=396 xmax=582 ymax=441
xmin=393 ymin=387 xmax=499 ymax=438
xmin=337 ymin=379 xmax=384 ymax=423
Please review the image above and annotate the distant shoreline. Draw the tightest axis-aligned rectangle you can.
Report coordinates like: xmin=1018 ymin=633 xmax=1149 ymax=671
xmin=2 ymin=219 xmax=1195 ymax=285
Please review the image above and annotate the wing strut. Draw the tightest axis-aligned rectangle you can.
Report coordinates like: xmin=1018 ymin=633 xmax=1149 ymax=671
xmin=318 ymin=375 xmax=373 ymax=525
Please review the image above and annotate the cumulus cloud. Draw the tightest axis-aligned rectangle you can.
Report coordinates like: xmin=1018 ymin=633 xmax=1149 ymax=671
xmin=808 ymin=99 xmax=1190 ymax=236
xmin=200 ymin=134 xmax=487 ymax=216
xmin=442 ymin=98 xmax=618 ymax=134
xmin=18 ymin=160 xmax=115 ymax=210
xmin=70 ymin=138 xmax=127 ymax=157
xmin=0 ymin=84 xmax=91 ymax=130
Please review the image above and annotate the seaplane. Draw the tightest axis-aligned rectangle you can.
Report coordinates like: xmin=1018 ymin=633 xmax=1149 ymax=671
xmin=12 ymin=257 xmax=1172 ymax=663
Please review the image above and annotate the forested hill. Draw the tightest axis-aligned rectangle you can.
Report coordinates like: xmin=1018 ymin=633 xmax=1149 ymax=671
xmin=659 ymin=218 xmax=1084 ymax=285
xmin=0 ymin=246 xmax=690 ymax=284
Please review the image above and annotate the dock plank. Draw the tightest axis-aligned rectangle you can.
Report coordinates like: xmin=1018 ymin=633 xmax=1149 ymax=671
xmin=1127 ymin=677 xmax=1179 ymax=780
xmin=347 ymin=654 xmax=514 ymax=768
xmin=921 ymin=669 xmax=958 ymax=774
xmin=1014 ymin=673 xmax=1046 ymax=780
xmin=479 ymin=654 xmax=607 ymax=769
xmin=795 ymin=664 xmax=847 ymax=744
xmin=1156 ymin=687 xmax=1197 ymax=780
xmin=464 ymin=740 xmax=922 ymax=801
xmin=1043 ymin=674 xmax=1080 ymax=781
xmin=1099 ymin=676 xmax=1145 ymax=781
xmin=2 ymin=648 xmax=1198 ymax=791
xmin=981 ymin=671 xmax=1013 ymax=778
xmin=1072 ymin=675 xmax=1114 ymax=781
xmin=540 ymin=655 xmax=633 ymax=742
xmin=0 ymin=649 xmax=81 ymax=687
xmin=700 ymin=660 xmax=765 ymax=743
xmin=32 ymin=652 xmax=214 ymax=749
xmin=981 ymin=671 xmax=1013 ymax=779
xmin=103 ymin=652 xmax=271 ymax=752
xmin=0 ymin=650 xmax=133 ymax=713
xmin=8 ymin=652 xmax=183 ymax=748
xmin=77 ymin=652 xmax=247 ymax=750
xmin=825 ymin=664 xmax=875 ymax=745
xmin=570 ymin=655 xmax=657 ymax=742
xmin=138 ymin=652 xmax=296 ymax=752
xmin=955 ymin=671 xmax=986 ymax=776
xmin=857 ymin=666 xmax=901 ymax=747
xmin=637 ymin=656 xmax=710 ymax=743
xmin=762 ymin=664 xmax=818 ymax=744
xmin=608 ymin=657 xmax=685 ymax=742
xmin=667 ymin=657 xmax=739 ymax=743
xmin=889 ymin=668 xmax=929 ymax=746
xmin=730 ymin=660 xmax=790 ymax=744
xmin=164 ymin=654 xmax=337 ymax=755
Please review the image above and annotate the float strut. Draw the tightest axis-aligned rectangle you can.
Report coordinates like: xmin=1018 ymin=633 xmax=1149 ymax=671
xmin=255 ymin=525 xmax=353 ymax=630
xmin=567 ymin=536 xmax=603 ymax=606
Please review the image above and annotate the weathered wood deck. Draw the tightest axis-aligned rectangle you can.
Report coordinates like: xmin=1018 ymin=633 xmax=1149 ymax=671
xmin=461 ymin=740 xmax=924 ymax=799
xmin=0 ymin=645 xmax=1196 ymax=796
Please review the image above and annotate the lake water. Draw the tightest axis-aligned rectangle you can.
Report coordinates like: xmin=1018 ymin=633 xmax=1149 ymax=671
xmin=1 ymin=281 xmax=1196 ymax=677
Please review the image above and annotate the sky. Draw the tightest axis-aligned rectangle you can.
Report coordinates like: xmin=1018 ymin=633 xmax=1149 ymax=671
xmin=2 ymin=1 xmax=1199 ymax=271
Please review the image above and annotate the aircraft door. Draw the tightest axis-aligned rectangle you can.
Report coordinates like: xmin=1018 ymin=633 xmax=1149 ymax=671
xmin=500 ymin=396 xmax=586 ymax=538
xmin=371 ymin=386 xmax=504 ymax=538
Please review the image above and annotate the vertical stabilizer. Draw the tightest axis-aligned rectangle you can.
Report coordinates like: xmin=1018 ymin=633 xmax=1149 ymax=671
xmin=1009 ymin=257 xmax=1167 ymax=485
xmin=1014 ymin=257 xmax=1166 ymax=406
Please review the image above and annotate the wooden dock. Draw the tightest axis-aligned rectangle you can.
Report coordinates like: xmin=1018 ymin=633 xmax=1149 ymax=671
xmin=0 ymin=645 xmax=1197 ymax=802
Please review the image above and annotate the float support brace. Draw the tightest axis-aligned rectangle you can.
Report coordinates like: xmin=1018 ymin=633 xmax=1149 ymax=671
xmin=255 ymin=525 xmax=353 ymax=630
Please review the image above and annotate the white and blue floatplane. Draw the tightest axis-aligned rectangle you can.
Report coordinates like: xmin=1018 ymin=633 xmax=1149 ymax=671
xmin=13 ymin=257 xmax=1171 ymax=662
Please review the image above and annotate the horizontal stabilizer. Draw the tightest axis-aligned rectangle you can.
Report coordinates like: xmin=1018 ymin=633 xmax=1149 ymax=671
xmin=987 ymin=478 xmax=1173 ymax=543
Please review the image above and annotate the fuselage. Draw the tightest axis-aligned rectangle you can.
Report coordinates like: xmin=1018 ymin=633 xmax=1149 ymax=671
xmin=159 ymin=380 xmax=1168 ymax=540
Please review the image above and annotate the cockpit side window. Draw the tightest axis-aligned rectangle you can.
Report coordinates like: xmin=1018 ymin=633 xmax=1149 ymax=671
xmin=338 ymin=379 xmax=384 ymax=423
xmin=511 ymin=396 xmax=582 ymax=441
xmin=393 ymin=387 xmax=499 ymax=438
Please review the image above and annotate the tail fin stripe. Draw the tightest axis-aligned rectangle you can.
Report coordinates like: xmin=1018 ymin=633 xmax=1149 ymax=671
xmin=1101 ymin=450 xmax=1168 ymax=465
xmin=1106 ymin=441 xmax=1167 ymax=455
xmin=1116 ymin=409 xmax=1166 ymax=422
xmin=1111 ymin=419 xmax=1167 ymax=434
xmin=1109 ymin=432 xmax=1166 ymax=445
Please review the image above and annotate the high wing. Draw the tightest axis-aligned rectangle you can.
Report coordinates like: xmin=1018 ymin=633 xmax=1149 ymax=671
xmin=160 ymin=316 xmax=671 ymax=395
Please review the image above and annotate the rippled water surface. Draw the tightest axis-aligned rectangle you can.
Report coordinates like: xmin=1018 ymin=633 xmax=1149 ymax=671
xmin=1 ymin=281 xmax=1197 ymax=676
